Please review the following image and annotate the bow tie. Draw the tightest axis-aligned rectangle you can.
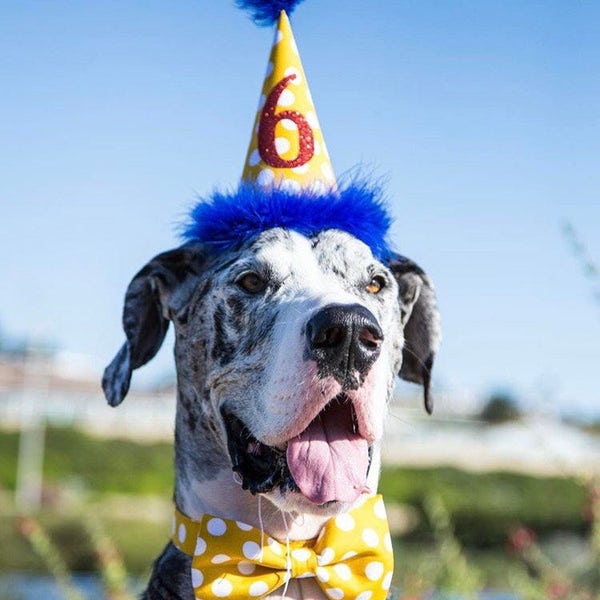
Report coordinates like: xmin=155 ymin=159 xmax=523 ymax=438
xmin=171 ymin=494 xmax=394 ymax=600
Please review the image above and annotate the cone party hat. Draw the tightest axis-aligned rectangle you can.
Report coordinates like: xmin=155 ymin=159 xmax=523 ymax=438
xmin=184 ymin=1 xmax=393 ymax=263
xmin=242 ymin=10 xmax=335 ymax=192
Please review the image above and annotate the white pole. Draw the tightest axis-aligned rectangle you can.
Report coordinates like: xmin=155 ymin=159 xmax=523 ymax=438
xmin=15 ymin=349 xmax=48 ymax=513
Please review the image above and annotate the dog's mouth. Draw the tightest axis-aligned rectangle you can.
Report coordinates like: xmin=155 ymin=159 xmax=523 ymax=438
xmin=223 ymin=394 xmax=372 ymax=506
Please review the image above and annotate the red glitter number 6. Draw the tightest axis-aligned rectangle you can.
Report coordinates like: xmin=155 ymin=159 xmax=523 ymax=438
xmin=258 ymin=74 xmax=315 ymax=169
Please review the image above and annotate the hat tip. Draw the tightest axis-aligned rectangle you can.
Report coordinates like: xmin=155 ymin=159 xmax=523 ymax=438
xmin=235 ymin=0 xmax=306 ymax=27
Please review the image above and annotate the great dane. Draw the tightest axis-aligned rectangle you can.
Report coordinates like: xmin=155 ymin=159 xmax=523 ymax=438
xmin=103 ymin=226 xmax=440 ymax=599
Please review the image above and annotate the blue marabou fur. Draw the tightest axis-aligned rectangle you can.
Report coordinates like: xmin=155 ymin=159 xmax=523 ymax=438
xmin=182 ymin=181 xmax=394 ymax=261
xmin=235 ymin=0 xmax=306 ymax=26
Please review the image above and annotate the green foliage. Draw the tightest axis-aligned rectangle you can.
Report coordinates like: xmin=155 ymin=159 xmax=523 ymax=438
xmin=378 ymin=466 xmax=587 ymax=546
xmin=0 ymin=427 xmax=174 ymax=495
xmin=43 ymin=427 xmax=174 ymax=495
xmin=1 ymin=513 xmax=168 ymax=575
xmin=479 ymin=393 xmax=522 ymax=424
xmin=14 ymin=516 xmax=85 ymax=600
xmin=0 ymin=429 xmax=19 ymax=490
xmin=423 ymin=494 xmax=483 ymax=594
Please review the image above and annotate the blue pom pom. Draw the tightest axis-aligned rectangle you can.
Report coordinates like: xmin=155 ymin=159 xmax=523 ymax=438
xmin=181 ymin=179 xmax=394 ymax=261
xmin=235 ymin=0 xmax=306 ymax=26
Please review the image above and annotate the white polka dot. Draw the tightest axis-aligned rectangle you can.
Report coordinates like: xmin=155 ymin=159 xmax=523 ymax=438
xmin=207 ymin=518 xmax=227 ymax=536
xmin=248 ymin=149 xmax=261 ymax=167
xmin=249 ymin=581 xmax=269 ymax=597
xmin=362 ymin=528 xmax=379 ymax=547
xmin=280 ymin=118 xmax=297 ymax=131
xmin=365 ymin=561 xmax=384 ymax=581
xmin=334 ymin=513 xmax=355 ymax=532
xmin=305 ymin=111 xmax=319 ymax=129
xmin=236 ymin=520 xmax=253 ymax=531
xmin=326 ymin=588 xmax=344 ymax=599
xmin=292 ymin=548 xmax=311 ymax=562
xmin=178 ymin=523 xmax=187 ymax=544
xmin=267 ymin=537 xmax=282 ymax=555
xmin=256 ymin=169 xmax=275 ymax=186
xmin=332 ymin=564 xmax=352 ymax=581
xmin=278 ymin=88 xmax=295 ymax=107
xmin=314 ymin=140 xmax=321 ymax=155
xmin=276 ymin=29 xmax=283 ymax=44
xmin=318 ymin=547 xmax=335 ymax=565
xmin=321 ymin=163 xmax=335 ymax=182
xmin=356 ymin=592 xmax=373 ymax=600
xmin=382 ymin=572 xmax=393 ymax=590
xmin=374 ymin=498 xmax=387 ymax=519
xmin=265 ymin=61 xmax=274 ymax=77
xmin=275 ymin=137 xmax=290 ymax=154
xmin=315 ymin=566 xmax=330 ymax=582
xmin=280 ymin=178 xmax=301 ymax=193
xmin=243 ymin=541 xmax=262 ymax=560
xmin=191 ymin=568 xmax=203 ymax=588
xmin=211 ymin=577 xmax=233 ymax=597
xmin=384 ymin=532 xmax=393 ymax=552
xmin=211 ymin=554 xmax=230 ymax=564
xmin=311 ymin=180 xmax=329 ymax=194
xmin=292 ymin=164 xmax=309 ymax=174
xmin=284 ymin=67 xmax=302 ymax=85
xmin=340 ymin=551 xmax=357 ymax=561
xmin=237 ymin=560 xmax=255 ymax=575
xmin=194 ymin=537 xmax=206 ymax=556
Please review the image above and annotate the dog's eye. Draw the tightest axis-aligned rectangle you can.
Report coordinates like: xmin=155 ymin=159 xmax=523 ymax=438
xmin=237 ymin=272 xmax=266 ymax=294
xmin=366 ymin=275 xmax=386 ymax=294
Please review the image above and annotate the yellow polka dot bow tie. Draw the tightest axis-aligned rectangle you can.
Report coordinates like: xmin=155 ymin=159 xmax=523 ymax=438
xmin=172 ymin=494 xmax=394 ymax=600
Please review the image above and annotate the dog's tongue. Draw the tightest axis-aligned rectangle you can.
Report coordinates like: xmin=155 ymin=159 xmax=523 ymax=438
xmin=286 ymin=401 xmax=369 ymax=505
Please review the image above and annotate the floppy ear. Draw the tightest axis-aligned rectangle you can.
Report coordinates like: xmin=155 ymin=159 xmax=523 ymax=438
xmin=102 ymin=245 xmax=204 ymax=407
xmin=388 ymin=255 xmax=441 ymax=414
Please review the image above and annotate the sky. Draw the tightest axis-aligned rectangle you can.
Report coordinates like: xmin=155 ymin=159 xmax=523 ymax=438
xmin=1 ymin=0 xmax=599 ymax=418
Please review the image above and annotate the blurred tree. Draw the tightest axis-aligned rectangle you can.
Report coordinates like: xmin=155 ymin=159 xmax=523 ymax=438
xmin=480 ymin=392 xmax=522 ymax=424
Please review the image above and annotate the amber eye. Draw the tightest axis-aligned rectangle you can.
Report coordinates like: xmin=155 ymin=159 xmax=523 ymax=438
xmin=366 ymin=275 xmax=386 ymax=294
xmin=237 ymin=272 xmax=266 ymax=294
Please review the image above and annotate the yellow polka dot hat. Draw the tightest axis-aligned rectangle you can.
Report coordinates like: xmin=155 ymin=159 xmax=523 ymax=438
xmin=241 ymin=8 xmax=335 ymax=192
xmin=183 ymin=0 xmax=394 ymax=262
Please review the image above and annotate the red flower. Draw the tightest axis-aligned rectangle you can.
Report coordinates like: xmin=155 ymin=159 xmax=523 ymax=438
xmin=546 ymin=580 xmax=570 ymax=599
xmin=15 ymin=515 xmax=38 ymax=538
xmin=507 ymin=526 xmax=537 ymax=554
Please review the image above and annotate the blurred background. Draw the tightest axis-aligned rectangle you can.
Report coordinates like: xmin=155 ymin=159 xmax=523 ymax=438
xmin=1 ymin=1 xmax=599 ymax=598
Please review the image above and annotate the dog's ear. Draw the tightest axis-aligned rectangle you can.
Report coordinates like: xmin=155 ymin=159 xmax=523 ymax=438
xmin=102 ymin=245 xmax=204 ymax=407
xmin=388 ymin=255 xmax=441 ymax=414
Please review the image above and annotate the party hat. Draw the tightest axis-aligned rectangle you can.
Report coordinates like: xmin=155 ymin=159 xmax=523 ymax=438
xmin=183 ymin=1 xmax=393 ymax=262
xmin=241 ymin=8 xmax=335 ymax=192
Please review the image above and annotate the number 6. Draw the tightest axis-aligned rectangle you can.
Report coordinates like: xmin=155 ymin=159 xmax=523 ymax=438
xmin=258 ymin=74 xmax=315 ymax=169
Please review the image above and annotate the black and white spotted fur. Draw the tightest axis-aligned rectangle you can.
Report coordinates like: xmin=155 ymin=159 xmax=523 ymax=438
xmin=103 ymin=228 xmax=440 ymax=599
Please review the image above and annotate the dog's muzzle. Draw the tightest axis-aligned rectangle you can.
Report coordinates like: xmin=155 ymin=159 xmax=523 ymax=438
xmin=306 ymin=303 xmax=383 ymax=390
xmin=222 ymin=397 xmax=374 ymax=503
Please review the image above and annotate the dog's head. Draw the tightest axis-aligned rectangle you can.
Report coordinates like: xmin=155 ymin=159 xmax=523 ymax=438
xmin=103 ymin=226 xmax=440 ymax=514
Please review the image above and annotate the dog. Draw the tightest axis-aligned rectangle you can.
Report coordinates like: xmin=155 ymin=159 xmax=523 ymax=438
xmin=103 ymin=226 xmax=440 ymax=599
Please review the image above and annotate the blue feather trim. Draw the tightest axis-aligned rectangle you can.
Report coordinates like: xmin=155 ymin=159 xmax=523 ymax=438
xmin=181 ymin=181 xmax=394 ymax=261
xmin=235 ymin=0 xmax=306 ymax=26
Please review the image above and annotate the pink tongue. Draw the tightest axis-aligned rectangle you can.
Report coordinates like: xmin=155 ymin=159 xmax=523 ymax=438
xmin=286 ymin=401 xmax=369 ymax=504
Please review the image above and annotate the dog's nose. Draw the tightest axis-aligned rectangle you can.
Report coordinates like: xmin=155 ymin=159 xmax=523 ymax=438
xmin=306 ymin=303 xmax=383 ymax=389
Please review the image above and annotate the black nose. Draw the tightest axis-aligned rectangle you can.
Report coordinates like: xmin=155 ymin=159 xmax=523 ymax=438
xmin=306 ymin=303 xmax=384 ymax=390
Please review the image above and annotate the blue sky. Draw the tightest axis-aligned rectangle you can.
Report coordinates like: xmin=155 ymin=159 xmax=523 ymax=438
xmin=1 ymin=1 xmax=599 ymax=417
